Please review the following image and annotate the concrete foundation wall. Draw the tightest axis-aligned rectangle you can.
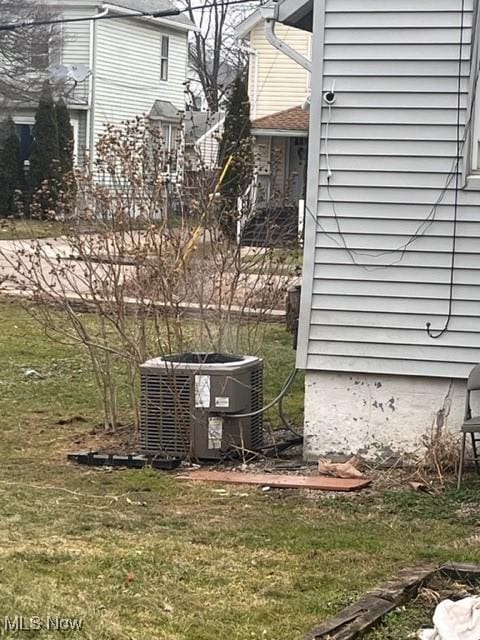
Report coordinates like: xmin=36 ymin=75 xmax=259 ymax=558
xmin=304 ymin=371 xmax=467 ymax=460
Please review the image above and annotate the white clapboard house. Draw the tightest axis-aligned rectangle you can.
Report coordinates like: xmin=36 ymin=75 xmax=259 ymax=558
xmin=9 ymin=0 xmax=193 ymax=169
xmin=272 ymin=0 xmax=480 ymax=458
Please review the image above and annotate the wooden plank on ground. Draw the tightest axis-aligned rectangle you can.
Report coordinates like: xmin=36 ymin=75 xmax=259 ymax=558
xmin=177 ymin=470 xmax=371 ymax=492
xmin=303 ymin=564 xmax=437 ymax=640
xmin=440 ymin=562 xmax=480 ymax=580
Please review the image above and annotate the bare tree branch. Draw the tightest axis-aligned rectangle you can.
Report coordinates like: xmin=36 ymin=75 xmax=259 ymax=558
xmin=0 ymin=0 xmax=61 ymax=107
xmin=183 ymin=0 xmax=257 ymax=112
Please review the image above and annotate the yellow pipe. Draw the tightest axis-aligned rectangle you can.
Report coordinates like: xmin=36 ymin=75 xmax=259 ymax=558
xmin=179 ymin=155 xmax=234 ymax=270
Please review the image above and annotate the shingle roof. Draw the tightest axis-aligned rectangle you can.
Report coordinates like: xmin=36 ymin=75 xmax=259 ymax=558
xmin=251 ymin=105 xmax=309 ymax=133
xmin=149 ymin=100 xmax=182 ymax=121
xmin=107 ymin=0 xmax=194 ymax=27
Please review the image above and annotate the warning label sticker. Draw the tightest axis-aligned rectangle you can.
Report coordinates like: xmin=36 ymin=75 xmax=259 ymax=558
xmin=194 ymin=375 xmax=211 ymax=408
xmin=208 ymin=416 xmax=223 ymax=449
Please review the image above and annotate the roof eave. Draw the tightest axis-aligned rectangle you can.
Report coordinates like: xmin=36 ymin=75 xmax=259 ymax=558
xmin=102 ymin=3 xmax=197 ymax=31
xmin=235 ymin=0 xmax=313 ymax=39
xmin=234 ymin=7 xmax=263 ymax=39
xmin=277 ymin=0 xmax=313 ymax=32
xmin=252 ymin=128 xmax=308 ymax=137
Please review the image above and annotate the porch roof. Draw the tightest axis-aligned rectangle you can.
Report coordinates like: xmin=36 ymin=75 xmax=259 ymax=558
xmin=149 ymin=100 xmax=182 ymax=123
xmin=251 ymin=105 xmax=309 ymax=137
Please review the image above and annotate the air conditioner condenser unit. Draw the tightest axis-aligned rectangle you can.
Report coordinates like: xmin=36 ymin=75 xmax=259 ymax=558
xmin=140 ymin=353 xmax=263 ymax=460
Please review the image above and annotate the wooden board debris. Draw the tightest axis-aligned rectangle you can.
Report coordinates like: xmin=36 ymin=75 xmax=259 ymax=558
xmin=177 ymin=470 xmax=371 ymax=492
xmin=303 ymin=564 xmax=437 ymax=639
xmin=439 ymin=562 xmax=480 ymax=581
xmin=303 ymin=563 xmax=480 ymax=639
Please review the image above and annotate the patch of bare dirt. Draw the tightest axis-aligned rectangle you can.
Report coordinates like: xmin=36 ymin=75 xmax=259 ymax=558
xmin=69 ymin=423 xmax=138 ymax=454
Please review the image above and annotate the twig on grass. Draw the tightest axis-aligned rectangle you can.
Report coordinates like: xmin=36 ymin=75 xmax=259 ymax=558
xmin=0 ymin=479 xmax=127 ymax=502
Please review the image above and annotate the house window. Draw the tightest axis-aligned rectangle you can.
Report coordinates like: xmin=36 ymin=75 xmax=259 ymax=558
xmin=70 ymin=116 xmax=80 ymax=165
xmin=471 ymin=89 xmax=480 ymax=173
xmin=30 ymin=30 xmax=51 ymax=70
xmin=160 ymin=36 xmax=169 ymax=81
xmin=161 ymin=122 xmax=178 ymax=171
xmin=162 ymin=124 xmax=171 ymax=150
xmin=15 ymin=124 xmax=33 ymax=164
xmin=466 ymin=24 xmax=480 ymax=180
xmin=162 ymin=124 xmax=178 ymax=151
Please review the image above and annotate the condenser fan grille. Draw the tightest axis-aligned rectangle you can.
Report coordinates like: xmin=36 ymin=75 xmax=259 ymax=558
xmin=140 ymin=372 xmax=192 ymax=456
xmin=249 ymin=366 xmax=264 ymax=450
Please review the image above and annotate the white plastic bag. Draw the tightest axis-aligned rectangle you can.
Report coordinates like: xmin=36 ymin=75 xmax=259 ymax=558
xmin=418 ymin=597 xmax=480 ymax=640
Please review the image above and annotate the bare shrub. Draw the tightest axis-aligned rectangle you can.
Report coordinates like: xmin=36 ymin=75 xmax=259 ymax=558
xmin=416 ymin=423 xmax=461 ymax=487
xmin=1 ymin=117 xmax=300 ymax=433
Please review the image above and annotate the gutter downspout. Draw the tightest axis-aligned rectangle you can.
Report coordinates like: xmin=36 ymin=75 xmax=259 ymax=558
xmin=241 ymin=43 xmax=259 ymax=119
xmin=262 ymin=6 xmax=311 ymax=73
xmin=252 ymin=47 xmax=259 ymax=120
xmin=87 ymin=6 xmax=109 ymax=171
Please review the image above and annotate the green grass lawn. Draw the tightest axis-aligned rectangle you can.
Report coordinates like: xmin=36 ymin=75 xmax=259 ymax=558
xmin=241 ymin=247 xmax=303 ymax=275
xmin=0 ymin=300 xmax=480 ymax=639
xmin=0 ymin=219 xmax=65 ymax=241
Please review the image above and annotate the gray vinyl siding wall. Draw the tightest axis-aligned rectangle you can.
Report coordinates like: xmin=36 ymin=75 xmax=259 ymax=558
xmin=299 ymin=0 xmax=480 ymax=378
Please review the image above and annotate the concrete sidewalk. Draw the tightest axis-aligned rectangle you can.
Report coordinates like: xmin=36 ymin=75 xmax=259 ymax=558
xmin=0 ymin=236 xmax=298 ymax=320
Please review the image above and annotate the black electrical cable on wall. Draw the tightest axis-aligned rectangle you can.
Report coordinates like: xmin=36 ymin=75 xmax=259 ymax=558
xmin=307 ymin=0 xmax=479 ymax=275
xmin=426 ymin=0 xmax=466 ymax=339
